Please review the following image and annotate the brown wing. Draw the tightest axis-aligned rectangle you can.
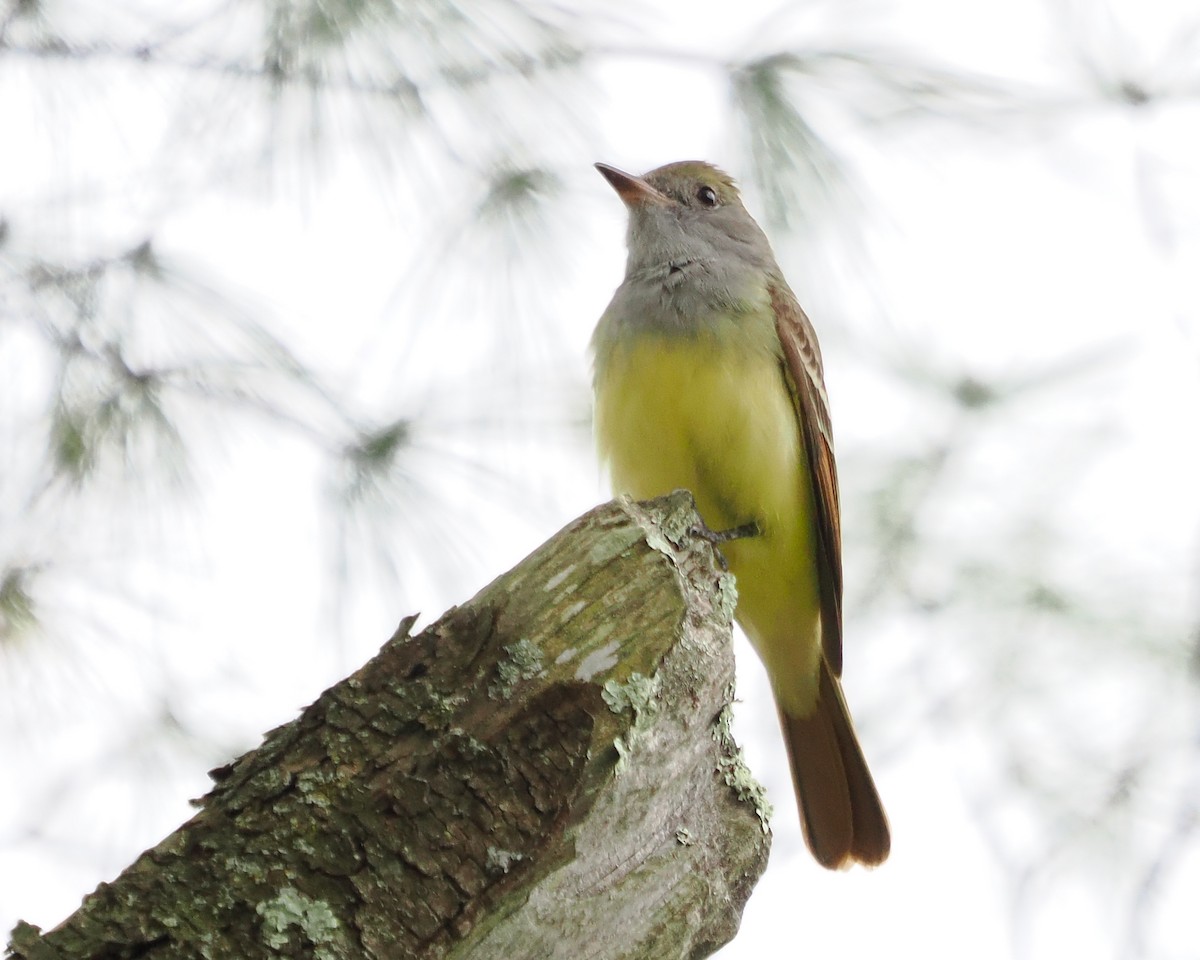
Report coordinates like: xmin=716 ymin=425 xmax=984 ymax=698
xmin=769 ymin=280 xmax=844 ymax=676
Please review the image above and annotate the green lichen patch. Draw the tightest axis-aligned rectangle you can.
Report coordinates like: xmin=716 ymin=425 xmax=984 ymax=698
xmin=651 ymin=490 xmax=700 ymax=549
xmin=602 ymin=672 xmax=662 ymax=772
xmin=601 ymin=672 xmax=660 ymax=720
xmin=712 ymin=701 xmax=772 ymax=831
xmin=485 ymin=846 xmax=525 ymax=875
xmin=256 ymin=886 xmax=343 ymax=958
xmin=489 ymin=638 xmax=545 ymax=700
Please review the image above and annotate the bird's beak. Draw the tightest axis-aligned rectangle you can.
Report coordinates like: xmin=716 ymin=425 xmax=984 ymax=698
xmin=595 ymin=163 xmax=669 ymax=209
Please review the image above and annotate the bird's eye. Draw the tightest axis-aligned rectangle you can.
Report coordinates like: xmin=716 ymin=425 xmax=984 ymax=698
xmin=696 ymin=185 xmax=718 ymax=208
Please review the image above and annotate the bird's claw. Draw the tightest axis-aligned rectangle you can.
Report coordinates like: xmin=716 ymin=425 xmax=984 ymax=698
xmin=687 ymin=519 xmax=760 ymax=571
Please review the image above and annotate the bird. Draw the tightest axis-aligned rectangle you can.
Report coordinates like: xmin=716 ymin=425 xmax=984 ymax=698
xmin=590 ymin=160 xmax=889 ymax=868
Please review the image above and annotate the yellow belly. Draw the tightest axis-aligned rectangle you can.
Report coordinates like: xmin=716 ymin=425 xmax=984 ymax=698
xmin=594 ymin=334 xmax=823 ymax=713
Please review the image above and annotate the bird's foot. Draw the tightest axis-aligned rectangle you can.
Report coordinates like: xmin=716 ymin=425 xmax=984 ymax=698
xmin=687 ymin=520 xmax=760 ymax=570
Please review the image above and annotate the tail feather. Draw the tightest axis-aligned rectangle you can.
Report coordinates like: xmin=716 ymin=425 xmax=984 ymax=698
xmin=779 ymin=658 xmax=890 ymax=869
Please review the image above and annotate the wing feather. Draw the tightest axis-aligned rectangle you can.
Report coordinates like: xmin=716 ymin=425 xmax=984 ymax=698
xmin=769 ymin=280 xmax=844 ymax=675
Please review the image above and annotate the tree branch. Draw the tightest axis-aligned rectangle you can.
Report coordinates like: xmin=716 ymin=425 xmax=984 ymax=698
xmin=7 ymin=492 xmax=770 ymax=960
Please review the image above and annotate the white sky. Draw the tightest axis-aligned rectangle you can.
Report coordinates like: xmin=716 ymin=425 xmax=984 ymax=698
xmin=2 ymin=0 xmax=1199 ymax=957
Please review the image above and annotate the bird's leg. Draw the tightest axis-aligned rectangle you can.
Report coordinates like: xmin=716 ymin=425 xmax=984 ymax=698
xmin=692 ymin=520 xmax=760 ymax=544
xmin=687 ymin=519 xmax=760 ymax=570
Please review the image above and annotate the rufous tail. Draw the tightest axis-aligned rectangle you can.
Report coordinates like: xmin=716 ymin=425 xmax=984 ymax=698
xmin=778 ymin=657 xmax=890 ymax=868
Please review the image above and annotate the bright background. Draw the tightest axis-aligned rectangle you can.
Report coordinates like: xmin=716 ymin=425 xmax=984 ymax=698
xmin=2 ymin=0 xmax=1199 ymax=957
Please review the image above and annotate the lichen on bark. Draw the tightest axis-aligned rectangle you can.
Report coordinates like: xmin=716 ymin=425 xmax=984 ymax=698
xmin=7 ymin=493 xmax=769 ymax=960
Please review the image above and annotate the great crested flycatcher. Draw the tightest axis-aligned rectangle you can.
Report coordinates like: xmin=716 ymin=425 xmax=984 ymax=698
xmin=591 ymin=160 xmax=889 ymax=869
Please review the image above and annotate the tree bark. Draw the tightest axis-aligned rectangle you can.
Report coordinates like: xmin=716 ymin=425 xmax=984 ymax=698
xmin=7 ymin=492 xmax=771 ymax=960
